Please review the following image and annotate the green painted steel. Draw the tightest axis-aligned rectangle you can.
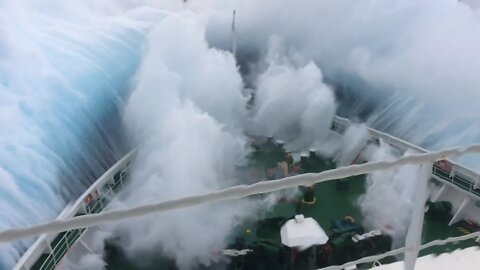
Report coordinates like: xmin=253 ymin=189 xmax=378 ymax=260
xmin=103 ymin=142 xmax=479 ymax=270
xmin=31 ymin=169 xmax=130 ymax=270
xmin=432 ymin=166 xmax=480 ymax=197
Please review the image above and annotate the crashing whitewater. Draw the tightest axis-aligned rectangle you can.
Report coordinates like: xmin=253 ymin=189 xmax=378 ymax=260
xmin=1 ymin=0 xmax=480 ymax=269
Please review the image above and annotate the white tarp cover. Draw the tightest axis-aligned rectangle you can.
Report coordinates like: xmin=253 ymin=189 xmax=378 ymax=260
xmin=280 ymin=215 xmax=329 ymax=248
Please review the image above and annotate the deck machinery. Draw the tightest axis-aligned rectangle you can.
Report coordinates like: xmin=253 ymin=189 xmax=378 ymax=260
xmin=13 ymin=116 xmax=480 ymax=270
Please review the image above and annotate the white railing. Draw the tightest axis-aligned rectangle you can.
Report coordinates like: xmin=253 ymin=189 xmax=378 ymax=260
xmin=331 ymin=116 xmax=480 ymax=198
xmin=5 ymin=145 xmax=479 ymax=270
xmin=318 ymin=230 xmax=480 ymax=270
xmin=3 ymin=145 xmax=479 ymax=240
xmin=8 ymin=117 xmax=480 ymax=270
xmin=328 ymin=116 xmax=480 ymax=270
xmin=13 ymin=150 xmax=135 ymax=270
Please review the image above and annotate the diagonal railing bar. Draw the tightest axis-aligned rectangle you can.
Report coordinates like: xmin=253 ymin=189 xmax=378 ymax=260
xmin=0 ymin=144 xmax=479 ymax=243
xmin=318 ymin=230 xmax=480 ymax=270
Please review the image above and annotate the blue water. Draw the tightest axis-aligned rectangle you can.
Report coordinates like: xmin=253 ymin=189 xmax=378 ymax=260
xmin=0 ymin=5 xmax=165 ymax=268
xmin=2 ymin=1 xmax=480 ymax=268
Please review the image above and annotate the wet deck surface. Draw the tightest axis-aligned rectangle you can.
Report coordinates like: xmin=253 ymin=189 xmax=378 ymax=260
xmin=104 ymin=144 xmax=479 ymax=270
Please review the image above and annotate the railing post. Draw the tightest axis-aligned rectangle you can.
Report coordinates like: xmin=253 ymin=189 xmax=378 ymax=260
xmin=449 ymin=167 xmax=455 ymax=178
xmin=99 ymin=198 xmax=104 ymax=211
xmin=45 ymin=239 xmax=57 ymax=270
xmin=404 ymin=162 xmax=432 ymax=270
xmin=82 ymin=201 xmax=88 ymax=214
xmin=119 ymin=173 xmax=124 ymax=187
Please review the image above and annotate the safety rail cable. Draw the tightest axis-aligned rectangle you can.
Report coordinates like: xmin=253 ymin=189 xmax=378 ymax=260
xmin=332 ymin=116 xmax=480 ymax=199
xmin=318 ymin=230 xmax=480 ymax=270
xmin=32 ymin=164 xmax=130 ymax=270
xmin=432 ymin=166 xmax=480 ymax=197
xmin=39 ymin=174 xmax=128 ymax=270
xmin=332 ymin=116 xmax=480 ymax=180
xmin=0 ymin=144 xmax=479 ymax=243
xmin=12 ymin=151 xmax=134 ymax=270
xmin=39 ymin=229 xmax=84 ymax=270
xmin=432 ymin=168 xmax=478 ymax=192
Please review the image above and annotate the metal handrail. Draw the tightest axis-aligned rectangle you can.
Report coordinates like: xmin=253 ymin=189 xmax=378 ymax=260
xmin=38 ymin=228 xmax=85 ymax=270
xmin=331 ymin=116 xmax=480 ymax=199
xmin=432 ymin=166 xmax=480 ymax=197
xmin=15 ymin=117 xmax=480 ymax=270
xmin=14 ymin=151 xmax=135 ymax=270
xmin=33 ymin=161 xmax=131 ymax=270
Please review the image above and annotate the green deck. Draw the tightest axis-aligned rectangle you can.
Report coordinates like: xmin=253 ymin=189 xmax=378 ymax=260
xmin=103 ymin=142 xmax=479 ymax=269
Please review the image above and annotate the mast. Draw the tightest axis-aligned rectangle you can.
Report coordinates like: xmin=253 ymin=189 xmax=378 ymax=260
xmin=231 ymin=10 xmax=237 ymax=62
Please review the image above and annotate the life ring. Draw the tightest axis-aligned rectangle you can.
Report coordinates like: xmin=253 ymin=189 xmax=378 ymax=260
xmin=301 ymin=197 xmax=316 ymax=205
xmin=84 ymin=194 xmax=93 ymax=205
xmin=344 ymin=215 xmax=356 ymax=223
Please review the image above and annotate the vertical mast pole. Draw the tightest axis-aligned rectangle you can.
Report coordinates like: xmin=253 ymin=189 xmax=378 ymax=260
xmin=231 ymin=10 xmax=237 ymax=62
